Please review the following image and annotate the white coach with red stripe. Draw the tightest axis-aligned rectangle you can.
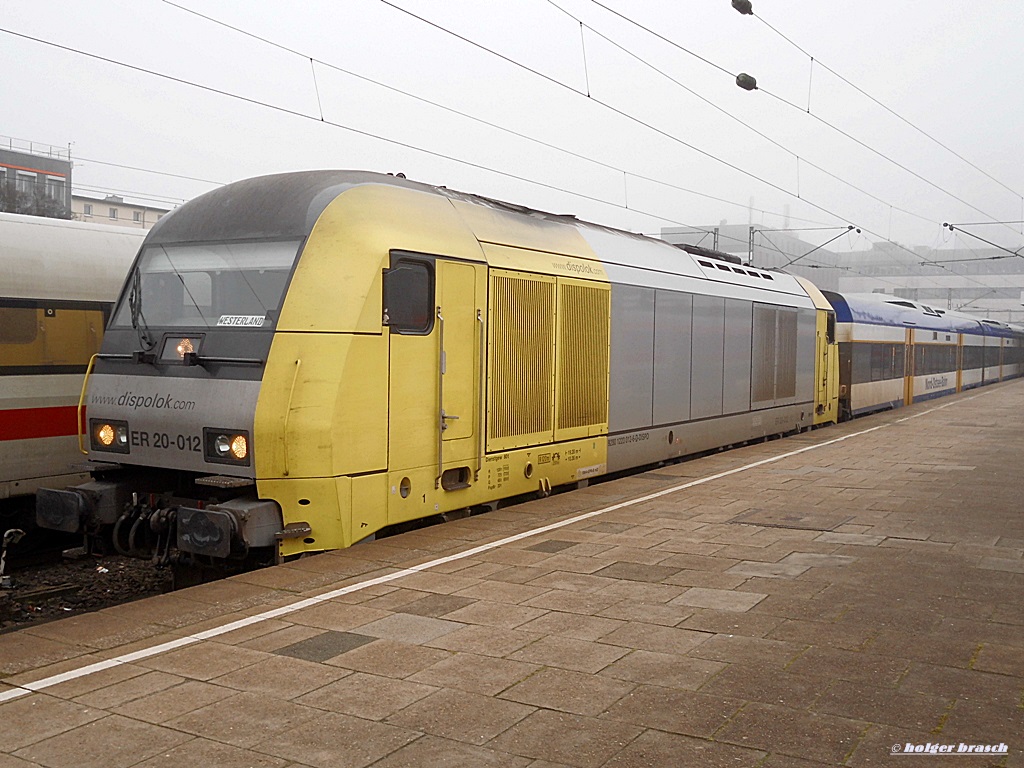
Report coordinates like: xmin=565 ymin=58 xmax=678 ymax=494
xmin=0 ymin=212 xmax=143 ymax=502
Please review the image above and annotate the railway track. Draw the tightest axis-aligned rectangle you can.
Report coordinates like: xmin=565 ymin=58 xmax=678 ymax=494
xmin=0 ymin=519 xmax=170 ymax=633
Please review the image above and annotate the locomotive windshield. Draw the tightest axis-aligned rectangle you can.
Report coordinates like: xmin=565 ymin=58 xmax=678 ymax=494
xmin=111 ymin=240 xmax=300 ymax=329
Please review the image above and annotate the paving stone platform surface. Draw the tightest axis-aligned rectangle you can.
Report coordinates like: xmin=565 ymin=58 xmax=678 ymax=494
xmin=2 ymin=382 xmax=1023 ymax=767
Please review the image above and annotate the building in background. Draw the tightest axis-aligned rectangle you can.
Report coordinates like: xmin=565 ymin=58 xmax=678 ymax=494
xmin=71 ymin=194 xmax=169 ymax=230
xmin=662 ymin=225 xmax=1024 ymax=322
xmin=0 ymin=137 xmax=72 ymax=218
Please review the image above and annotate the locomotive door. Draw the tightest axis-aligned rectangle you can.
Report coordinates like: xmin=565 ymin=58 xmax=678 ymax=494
xmin=383 ymin=254 xmax=485 ymax=494
xmin=436 ymin=260 xmax=484 ymax=460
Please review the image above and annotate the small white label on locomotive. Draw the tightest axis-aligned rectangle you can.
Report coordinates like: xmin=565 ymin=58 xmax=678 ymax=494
xmin=217 ymin=315 xmax=266 ymax=327
xmin=576 ymin=464 xmax=605 ymax=479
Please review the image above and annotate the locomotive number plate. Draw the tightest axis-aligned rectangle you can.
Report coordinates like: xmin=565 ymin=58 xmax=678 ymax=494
xmin=131 ymin=429 xmax=202 ymax=453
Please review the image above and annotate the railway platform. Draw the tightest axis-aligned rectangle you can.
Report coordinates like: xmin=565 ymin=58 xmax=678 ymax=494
xmin=1 ymin=381 xmax=1022 ymax=767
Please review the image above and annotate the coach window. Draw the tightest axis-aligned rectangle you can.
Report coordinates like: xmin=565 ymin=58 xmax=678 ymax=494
xmin=0 ymin=307 xmax=38 ymax=345
xmin=109 ymin=207 xmax=118 ymax=220
xmin=870 ymin=344 xmax=889 ymax=381
xmin=383 ymin=257 xmax=434 ymax=334
xmin=826 ymin=312 xmax=836 ymax=344
xmin=0 ymin=306 xmax=105 ymax=373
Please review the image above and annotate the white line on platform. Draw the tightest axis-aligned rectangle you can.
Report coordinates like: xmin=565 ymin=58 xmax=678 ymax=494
xmin=0 ymin=391 xmax=989 ymax=704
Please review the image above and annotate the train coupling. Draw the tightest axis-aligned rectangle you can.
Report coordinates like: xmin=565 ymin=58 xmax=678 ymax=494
xmin=112 ymin=496 xmax=283 ymax=564
xmin=37 ymin=480 xmax=135 ymax=534
xmin=174 ymin=498 xmax=282 ymax=559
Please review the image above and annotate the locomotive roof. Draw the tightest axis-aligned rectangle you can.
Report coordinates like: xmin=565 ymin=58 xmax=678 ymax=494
xmin=142 ymin=169 xmax=710 ymax=254
xmin=147 ymin=171 xmax=432 ymax=244
xmin=147 ymin=170 xmax=809 ymax=304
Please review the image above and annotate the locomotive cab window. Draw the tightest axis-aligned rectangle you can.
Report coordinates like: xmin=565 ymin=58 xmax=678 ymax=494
xmin=383 ymin=257 xmax=434 ymax=334
xmin=110 ymin=240 xmax=300 ymax=330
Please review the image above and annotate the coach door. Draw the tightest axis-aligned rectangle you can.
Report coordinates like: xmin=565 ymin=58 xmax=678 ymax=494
xmin=383 ymin=254 xmax=485 ymax=494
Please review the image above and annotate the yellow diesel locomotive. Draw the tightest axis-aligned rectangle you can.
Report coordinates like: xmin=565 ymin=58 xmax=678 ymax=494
xmin=37 ymin=171 xmax=839 ymax=575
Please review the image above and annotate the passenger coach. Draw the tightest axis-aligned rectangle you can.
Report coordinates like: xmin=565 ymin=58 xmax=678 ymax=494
xmin=36 ymin=171 xmax=838 ymax=576
xmin=0 ymin=213 xmax=143 ymax=505
xmin=823 ymin=291 xmax=1024 ymax=418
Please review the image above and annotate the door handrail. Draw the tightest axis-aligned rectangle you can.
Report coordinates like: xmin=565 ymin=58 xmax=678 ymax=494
xmin=476 ymin=308 xmax=485 ymax=481
xmin=282 ymin=358 xmax=301 ymax=477
xmin=76 ymin=354 xmax=100 ymax=455
xmin=436 ymin=307 xmax=444 ymax=488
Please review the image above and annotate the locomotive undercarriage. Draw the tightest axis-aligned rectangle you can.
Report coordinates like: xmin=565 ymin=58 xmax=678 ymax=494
xmin=36 ymin=468 xmax=282 ymax=580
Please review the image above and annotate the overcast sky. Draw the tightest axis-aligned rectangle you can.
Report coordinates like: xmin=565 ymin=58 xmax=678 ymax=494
xmin=5 ymin=0 xmax=1023 ymax=260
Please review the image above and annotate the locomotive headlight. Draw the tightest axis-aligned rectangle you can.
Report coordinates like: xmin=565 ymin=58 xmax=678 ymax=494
xmin=229 ymin=434 xmax=248 ymax=460
xmin=90 ymin=419 xmax=130 ymax=454
xmin=204 ymin=428 xmax=251 ymax=466
xmin=176 ymin=337 xmax=195 ymax=359
xmin=97 ymin=423 xmax=115 ymax=446
xmin=158 ymin=334 xmax=204 ymax=364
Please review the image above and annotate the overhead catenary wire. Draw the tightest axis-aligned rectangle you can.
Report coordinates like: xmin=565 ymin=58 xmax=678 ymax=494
xmin=73 ymin=183 xmax=187 ymax=207
xmin=579 ymin=0 xmax=1018 ymax=237
xmin=371 ymin=1 xmax=860 ymax=223
xmin=2 ymin=9 xmax=982 ymax=289
xmin=753 ymin=12 xmax=1024 ymax=203
xmin=374 ymin=0 xmax=951 ymax=283
xmin=373 ymin=0 xmax=961 ymax=280
xmin=545 ymin=0 xmax=938 ymax=230
xmin=39 ymin=0 xmax=948 ymax=271
xmin=76 ymin=155 xmax=225 ymax=186
xmin=155 ymin=0 xmax=829 ymax=230
xmin=0 ymin=25 xmax=764 ymax=253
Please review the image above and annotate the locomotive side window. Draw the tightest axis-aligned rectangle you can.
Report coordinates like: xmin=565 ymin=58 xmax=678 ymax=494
xmin=383 ymin=258 xmax=434 ymax=334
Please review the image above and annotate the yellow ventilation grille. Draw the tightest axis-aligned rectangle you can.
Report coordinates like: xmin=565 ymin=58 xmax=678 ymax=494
xmin=488 ymin=272 xmax=555 ymax=448
xmin=556 ymin=280 xmax=609 ymax=436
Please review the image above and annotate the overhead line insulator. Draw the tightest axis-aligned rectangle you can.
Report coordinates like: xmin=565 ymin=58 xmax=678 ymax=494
xmin=736 ymin=73 xmax=758 ymax=91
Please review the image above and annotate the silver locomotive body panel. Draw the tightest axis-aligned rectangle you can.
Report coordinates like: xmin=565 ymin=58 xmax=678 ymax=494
xmin=86 ymin=373 xmax=261 ymax=477
xmin=607 ymin=404 xmax=812 ymax=473
xmin=584 ymin=223 xmax=816 ymax=474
